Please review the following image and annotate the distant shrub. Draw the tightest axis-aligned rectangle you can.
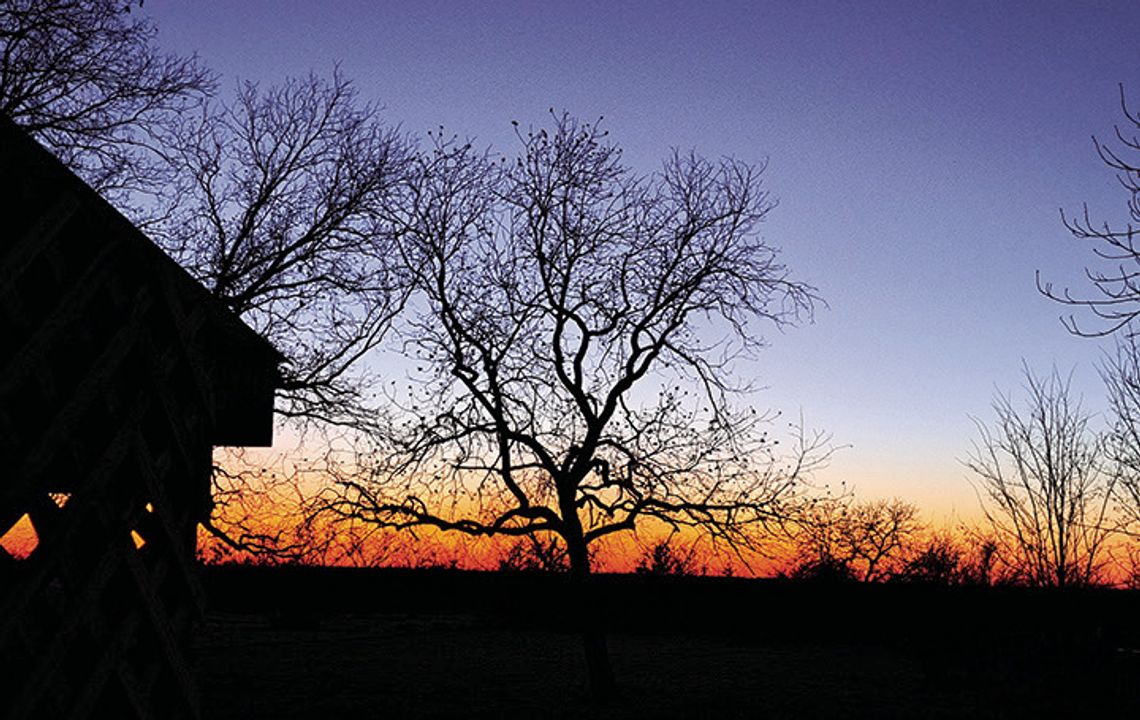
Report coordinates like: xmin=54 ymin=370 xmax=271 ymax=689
xmin=957 ymin=535 xmax=1003 ymax=586
xmin=892 ymin=534 xmax=963 ymax=585
xmin=498 ymin=536 xmax=569 ymax=573
xmin=1122 ymin=544 xmax=1140 ymax=590
xmin=788 ymin=555 xmax=857 ymax=583
xmin=635 ymin=536 xmax=703 ymax=576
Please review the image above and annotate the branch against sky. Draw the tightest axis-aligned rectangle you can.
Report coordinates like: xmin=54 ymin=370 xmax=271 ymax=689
xmin=0 ymin=4 xmax=416 ymax=428
xmin=153 ymin=69 xmax=414 ymax=429
xmin=965 ymin=365 xmax=1118 ymax=587
xmin=1039 ymin=84 xmax=1140 ymax=338
xmin=0 ymin=0 xmax=213 ymax=204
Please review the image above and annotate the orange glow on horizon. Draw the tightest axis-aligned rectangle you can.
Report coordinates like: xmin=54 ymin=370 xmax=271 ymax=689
xmin=202 ymin=449 xmax=1137 ymax=585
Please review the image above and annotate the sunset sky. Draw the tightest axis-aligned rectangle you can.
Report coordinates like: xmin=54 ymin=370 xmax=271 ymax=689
xmin=144 ymin=0 xmax=1140 ymax=522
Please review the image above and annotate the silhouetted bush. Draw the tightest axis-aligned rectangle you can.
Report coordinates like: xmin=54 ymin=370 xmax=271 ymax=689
xmin=635 ymin=538 xmax=702 ymax=576
xmin=788 ymin=555 xmax=856 ymax=583
xmin=498 ymin=536 xmax=569 ymax=573
xmin=892 ymin=534 xmax=963 ymax=585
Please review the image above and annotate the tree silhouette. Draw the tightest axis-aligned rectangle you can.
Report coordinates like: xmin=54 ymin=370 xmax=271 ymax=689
xmin=317 ymin=113 xmax=827 ymax=695
xmin=0 ymin=0 xmax=213 ymax=201
xmin=498 ymin=534 xmax=569 ymax=573
xmin=966 ymin=366 xmax=1116 ymax=587
xmin=891 ymin=532 xmax=966 ymax=585
xmin=789 ymin=497 xmax=920 ymax=582
xmin=1037 ymin=85 xmax=1140 ymax=571
xmin=1101 ymin=337 xmax=1140 ymax=533
xmin=139 ymin=69 xmax=412 ymax=557
xmin=635 ymin=532 xmax=702 ymax=576
xmin=153 ymin=69 xmax=412 ymax=428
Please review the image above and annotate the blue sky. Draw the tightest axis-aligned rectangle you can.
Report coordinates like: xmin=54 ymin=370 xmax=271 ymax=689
xmin=146 ymin=1 xmax=1140 ymax=519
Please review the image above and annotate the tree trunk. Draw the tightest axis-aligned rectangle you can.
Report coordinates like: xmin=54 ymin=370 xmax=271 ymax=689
xmin=566 ymin=534 xmax=617 ymax=699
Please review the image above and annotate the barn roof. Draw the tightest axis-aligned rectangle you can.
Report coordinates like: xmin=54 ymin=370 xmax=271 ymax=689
xmin=0 ymin=115 xmax=281 ymax=448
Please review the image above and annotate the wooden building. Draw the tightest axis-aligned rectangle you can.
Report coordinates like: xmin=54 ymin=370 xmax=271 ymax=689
xmin=0 ymin=118 xmax=280 ymax=719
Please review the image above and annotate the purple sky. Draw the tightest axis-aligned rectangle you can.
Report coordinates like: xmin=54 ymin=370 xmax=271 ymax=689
xmin=146 ymin=1 xmax=1140 ymax=519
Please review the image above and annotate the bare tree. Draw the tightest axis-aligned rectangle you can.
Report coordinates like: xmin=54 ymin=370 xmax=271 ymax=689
xmin=789 ymin=497 xmax=921 ymax=582
xmin=966 ymin=366 xmax=1117 ymax=587
xmin=317 ymin=114 xmax=827 ymax=695
xmin=1117 ymin=542 xmax=1140 ymax=589
xmin=2 ymin=5 xmax=410 ymax=425
xmin=143 ymin=70 xmax=414 ymax=558
xmin=889 ymin=529 xmax=1025 ymax=586
xmin=0 ymin=0 xmax=213 ymax=202
xmin=842 ymin=499 xmax=921 ymax=582
xmin=0 ymin=4 xmax=424 ymax=558
xmin=788 ymin=497 xmax=856 ymax=581
xmin=154 ymin=70 xmax=413 ymax=427
xmin=1034 ymin=85 xmax=1140 ymax=576
xmin=1102 ymin=337 xmax=1140 ymax=530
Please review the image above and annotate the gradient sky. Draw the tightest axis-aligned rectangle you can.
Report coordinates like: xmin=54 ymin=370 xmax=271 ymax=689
xmin=145 ymin=1 xmax=1140 ymax=521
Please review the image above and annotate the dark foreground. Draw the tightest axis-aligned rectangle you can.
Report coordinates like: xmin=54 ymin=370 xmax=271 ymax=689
xmin=195 ymin=566 xmax=1140 ymax=718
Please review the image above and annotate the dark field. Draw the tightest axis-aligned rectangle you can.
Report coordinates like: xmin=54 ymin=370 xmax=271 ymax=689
xmin=195 ymin=567 xmax=1140 ymax=718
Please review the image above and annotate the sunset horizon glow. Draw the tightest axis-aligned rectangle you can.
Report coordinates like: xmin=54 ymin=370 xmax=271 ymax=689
xmin=55 ymin=0 xmax=1136 ymax=582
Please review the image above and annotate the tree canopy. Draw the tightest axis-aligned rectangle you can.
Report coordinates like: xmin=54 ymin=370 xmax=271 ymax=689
xmin=318 ymin=115 xmax=826 ymax=573
xmin=0 ymin=0 xmax=212 ymax=200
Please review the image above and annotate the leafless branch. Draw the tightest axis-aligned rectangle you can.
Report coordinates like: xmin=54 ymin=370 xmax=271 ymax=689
xmin=1040 ymin=85 xmax=1140 ymax=337
xmin=0 ymin=0 xmax=214 ymax=205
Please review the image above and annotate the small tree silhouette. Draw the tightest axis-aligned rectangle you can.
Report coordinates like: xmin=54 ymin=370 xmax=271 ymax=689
xmin=635 ymin=534 xmax=702 ymax=576
xmin=790 ymin=497 xmax=921 ymax=582
xmin=498 ymin=535 xmax=569 ymax=573
xmin=966 ymin=366 xmax=1117 ymax=587
xmin=789 ymin=554 xmax=856 ymax=583
xmin=892 ymin=533 xmax=963 ymax=585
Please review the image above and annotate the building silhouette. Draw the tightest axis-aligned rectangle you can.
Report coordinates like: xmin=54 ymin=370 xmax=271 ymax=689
xmin=0 ymin=117 xmax=280 ymax=719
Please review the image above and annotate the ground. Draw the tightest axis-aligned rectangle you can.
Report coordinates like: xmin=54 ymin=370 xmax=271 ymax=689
xmin=193 ymin=567 xmax=1140 ymax=718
